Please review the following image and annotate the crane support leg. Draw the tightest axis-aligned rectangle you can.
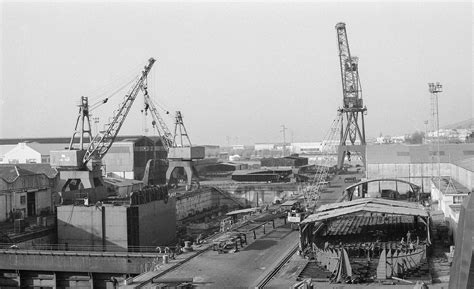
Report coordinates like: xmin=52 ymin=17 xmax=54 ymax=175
xmin=337 ymin=144 xmax=366 ymax=170
xmin=166 ymin=160 xmax=200 ymax=191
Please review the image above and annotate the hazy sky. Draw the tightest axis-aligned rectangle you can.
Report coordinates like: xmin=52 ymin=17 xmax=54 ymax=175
xmin=1 ymin=1 xmax=472 ymax=145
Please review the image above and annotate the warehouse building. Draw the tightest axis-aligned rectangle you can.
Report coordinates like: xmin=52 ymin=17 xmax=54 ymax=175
xmin=0 ymin=136 xmax=168 ymax=183
xmin=261 ymin=155 xmax=308 ymax=168
xmin=0 ymin=164 xmax=58 ymax=222
xmin=366 ymin=143 xmax=474 ymax=192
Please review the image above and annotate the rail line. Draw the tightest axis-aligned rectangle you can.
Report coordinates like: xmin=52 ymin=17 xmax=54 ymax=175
xmin=254 ymin=243 xmax=299 ymax=289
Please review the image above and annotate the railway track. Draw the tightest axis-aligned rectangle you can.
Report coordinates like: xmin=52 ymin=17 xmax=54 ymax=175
xmin=254 ymin=243 xmax=299 ymax=289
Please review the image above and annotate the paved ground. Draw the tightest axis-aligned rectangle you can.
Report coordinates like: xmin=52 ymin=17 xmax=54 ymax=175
xmin=125 ymin=169 xmax=385 ymax=288
xmin=160 ymin=218 xmax=298 ymax=288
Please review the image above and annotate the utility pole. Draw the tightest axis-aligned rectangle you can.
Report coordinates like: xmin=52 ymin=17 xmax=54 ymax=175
xmin=424 ymin=120 xmax=429 ymax=144
xmin=428 ymin=82 xmax=443 ymax=194
xmin=281 ymin=125 xmax=287 ymax=157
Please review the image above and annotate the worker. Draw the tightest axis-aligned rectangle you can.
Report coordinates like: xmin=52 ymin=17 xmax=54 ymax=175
xmin=175 ymin=242 xmax=182 ymax=255
xmin=406 ymin=231 xmax=412 ymax=244
xmin=110 ymin=277 xmax=118 ymax=289
xmin=196 ymin=233 xmax=203 ymax=245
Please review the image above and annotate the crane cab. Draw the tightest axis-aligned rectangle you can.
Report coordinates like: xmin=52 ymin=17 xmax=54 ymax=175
xmin=281 ymin=200 xmax=306 ymax=229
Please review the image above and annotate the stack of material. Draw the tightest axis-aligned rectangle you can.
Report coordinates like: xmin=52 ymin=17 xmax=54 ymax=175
xmin=261 ymin=156 xmax=308 ymax=167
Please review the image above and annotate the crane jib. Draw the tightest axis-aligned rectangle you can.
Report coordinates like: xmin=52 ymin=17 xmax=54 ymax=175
xmin=83 ymin=58 xmax=156 ymax=165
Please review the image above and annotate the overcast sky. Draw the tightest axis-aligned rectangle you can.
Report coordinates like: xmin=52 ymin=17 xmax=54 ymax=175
xmin=0 ymin=1 xmax=472 ymax=145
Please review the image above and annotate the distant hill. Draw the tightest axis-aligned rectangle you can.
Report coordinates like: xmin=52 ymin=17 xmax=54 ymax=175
xmin=443 ymin=118 xmax=474 ymax=130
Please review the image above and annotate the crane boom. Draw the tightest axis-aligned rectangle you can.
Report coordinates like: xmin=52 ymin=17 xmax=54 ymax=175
xmin=83 ymin=58 xmax=156 ymax=164
xmin=336 ymin=22 xmax=363 ymax=109
xmin=142 ymin=90 xmax=174 ymax=149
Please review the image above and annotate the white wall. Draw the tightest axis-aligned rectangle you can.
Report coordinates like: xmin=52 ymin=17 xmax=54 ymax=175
xmin=36 ymin=189 xmax=52 ymax=214
xmin=2 ymin=143 xmax=41 ymax=164
xmin=254 ymin=143 xmax=275 ymax=151
xmin=107 ymin=171 xmax=134 ymax=180
xmin=0 ymin=195 xmax=7 ymax=222
xmin=290 ymin=142 xmax=322 ymax=154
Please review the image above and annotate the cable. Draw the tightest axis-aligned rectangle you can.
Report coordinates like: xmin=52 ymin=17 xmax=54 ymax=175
xmin=89 ymin=76 xmax=138 ymax=112
xmin=85 ymin=60 xmax=146 ymax=103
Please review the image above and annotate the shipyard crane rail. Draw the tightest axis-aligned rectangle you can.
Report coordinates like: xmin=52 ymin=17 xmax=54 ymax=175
xmin=83 ymin=58 xmax=156 ymax=165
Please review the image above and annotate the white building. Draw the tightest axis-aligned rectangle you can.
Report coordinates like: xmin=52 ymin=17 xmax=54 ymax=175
xmin=254 ymin=143 xmax=276 ymax=151
xmin=430 ymin=177 xmax=471 ymax=237
xmin=1 ymin=142 xmax=66 ymax=164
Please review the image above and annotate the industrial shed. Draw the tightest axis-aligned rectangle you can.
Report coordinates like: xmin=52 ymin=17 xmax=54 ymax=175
xmin=366 ymin=143 xmax=474 ymax=192
xmin=0 ymin=164 xmax=58 ymax=222
xmin=231 ymin=168 xmax=292 ymax=182
xmin=261 ymin=155 xmax=308 ymax=168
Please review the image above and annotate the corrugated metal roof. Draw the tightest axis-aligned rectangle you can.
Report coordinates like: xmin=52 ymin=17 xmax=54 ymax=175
xmin=0 ymin=135 xmax=164 ymax=146
xmin=316 ymin=198 xmax=424 ymax=212
xmin=281 ymin=200 xmax=300 ymax=206
xmin=104 ymin=177 xmax=144 ymax=187
xmin=0 ymin=166 xmax=20 ymax=182
xmin=0 ymin=164 xmax=58 ymax=182
xmin=432 ymin=177 xmax=470 ymax=195
xmin=302 ymin=199 xmax=428 ymax=224
xmin=27 ymin=142 xmax=69 ymax=155
xmin=454 ymin=157 xmax=474 ymax=172
xmin=226 ymin=207 xmax=259 ymax=216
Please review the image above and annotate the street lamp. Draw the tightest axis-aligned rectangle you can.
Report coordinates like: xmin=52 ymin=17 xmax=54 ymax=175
xmin=428 ymin=82 xmax=443 ymax=193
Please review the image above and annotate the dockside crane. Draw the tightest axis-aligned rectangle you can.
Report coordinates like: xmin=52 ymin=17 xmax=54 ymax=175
xmin=51 ymin=58 xmax=156 ymax=194
xmin=166 ymin=111 xmax=204 ymax=191
xmin=335 ymin=22 xmax=367 ymax=169
xmin=141 ymin=84 xmax=204 ymax=191
xmin=301 ymin=23 xmax=368 ymax=211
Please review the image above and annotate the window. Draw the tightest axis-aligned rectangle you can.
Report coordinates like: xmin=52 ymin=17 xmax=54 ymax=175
xmin=453 ymin=196 xmax=465 ymax=204
xmin=20 ymin=196 xmax=26 ymax=204
xmin=26 ymin=159 xmax=37 ymax=164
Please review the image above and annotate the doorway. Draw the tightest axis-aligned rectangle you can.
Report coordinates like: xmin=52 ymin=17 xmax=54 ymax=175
xmin=27 ymin=191 xmax=36 ymax=217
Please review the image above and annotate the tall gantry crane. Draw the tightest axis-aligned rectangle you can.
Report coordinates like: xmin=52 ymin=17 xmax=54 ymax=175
xmin=51 ymin=58 xmax=156 ymax=193
xmin=166 ymin=111 xmax=204 ymax=191
xmin=335 ymin=22 xmax=367 ymax=170
xmin=141 ymin=89 xmax=203 ymax=190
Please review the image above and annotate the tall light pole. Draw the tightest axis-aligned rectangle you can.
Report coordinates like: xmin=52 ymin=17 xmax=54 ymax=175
xmin=281 ymin=125 xmax=287 ymax=157
xmin=428 ymin=82 xmax=443 ymax=192
xmin=424 ymin=120 xmax=429 ymax=144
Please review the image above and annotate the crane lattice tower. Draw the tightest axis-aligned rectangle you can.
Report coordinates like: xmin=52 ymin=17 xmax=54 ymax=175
xmin=335 ymin=22 xmax=367 ymax=170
